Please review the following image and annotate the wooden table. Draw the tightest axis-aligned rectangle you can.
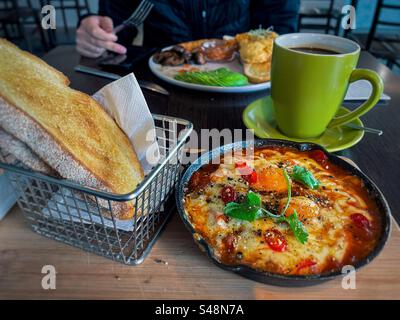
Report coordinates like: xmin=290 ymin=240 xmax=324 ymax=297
xmin=0 ymin=46 xmax=399 ymax=299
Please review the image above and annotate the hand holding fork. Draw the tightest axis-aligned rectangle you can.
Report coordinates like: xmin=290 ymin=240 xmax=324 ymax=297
xmin=113 ymin=0 xmax=154 ymax=34
xmin=76 ymin=0 xmax=154 ymax=58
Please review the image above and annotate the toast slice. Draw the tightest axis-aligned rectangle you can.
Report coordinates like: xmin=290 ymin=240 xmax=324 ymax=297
xmin=0 ymin=39 xmax=144 ymax=219
xmin=243 ymin=61 xmax=271 ymax=83
xmin=0 ymin=128 xmax=56 ymax=175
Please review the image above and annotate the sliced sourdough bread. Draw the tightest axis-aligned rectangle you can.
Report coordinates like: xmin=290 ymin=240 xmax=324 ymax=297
xmin=0 ymin=128 xmax=56 ymax=175
xmin=0 ymin=39 xmax=144 ymax=219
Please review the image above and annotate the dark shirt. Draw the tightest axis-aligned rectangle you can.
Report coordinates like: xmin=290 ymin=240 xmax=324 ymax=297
xmin=94 ymin=0 xmax=300 ymax=48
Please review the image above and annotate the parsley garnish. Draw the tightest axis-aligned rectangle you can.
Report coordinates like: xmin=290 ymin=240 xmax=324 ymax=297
xmin=223 ymin=169 xmax=308 ymax=244
xmin=291 ymin=165 xmax=320 ymax=190
xmin=277 ymin=211 xmax=308 ymax=244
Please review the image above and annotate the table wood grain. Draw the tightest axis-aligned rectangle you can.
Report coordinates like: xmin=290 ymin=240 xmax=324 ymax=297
xmin=0 ymin=46 xmax=400 ymax=299
xmin=0 ymin=206 xmax=399 ymax=299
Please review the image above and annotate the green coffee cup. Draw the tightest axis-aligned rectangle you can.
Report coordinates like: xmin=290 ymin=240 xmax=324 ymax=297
xmin=270 ymin=33 xmax=383 ymax=139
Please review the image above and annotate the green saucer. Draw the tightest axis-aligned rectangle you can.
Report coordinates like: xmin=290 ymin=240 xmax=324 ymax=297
xmin=243 ymin=96 xmax=365 ymax=152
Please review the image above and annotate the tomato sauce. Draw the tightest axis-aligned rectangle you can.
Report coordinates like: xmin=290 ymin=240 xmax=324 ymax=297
xmin=184 ymin=146 xmax=384 ymax=276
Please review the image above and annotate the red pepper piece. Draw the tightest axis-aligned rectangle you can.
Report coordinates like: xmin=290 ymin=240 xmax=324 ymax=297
xmin=309 ymin=150 xmax=329 ymax=169
xmin=235 ymin=162 xmax=258 ymax=184
xmin=296 ymin=258 xmax=317 ymax=272
xmin=264 ymin=228 xmax=287 ymax=252
xmin=350 ymin=213 xmax=371 ymax=230
xmin=220 ymin=185 xmax=237 ymax=204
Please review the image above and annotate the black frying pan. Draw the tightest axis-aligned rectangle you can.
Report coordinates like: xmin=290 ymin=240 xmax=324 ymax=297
xmin=175 ymin=139 xmax=391 ymax=286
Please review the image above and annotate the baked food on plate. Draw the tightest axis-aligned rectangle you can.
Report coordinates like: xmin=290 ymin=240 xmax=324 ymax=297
xmin=236 ymin=29 xmax=278 ymax=83
xmin=183 ymin=145 xmax=385 ymax=276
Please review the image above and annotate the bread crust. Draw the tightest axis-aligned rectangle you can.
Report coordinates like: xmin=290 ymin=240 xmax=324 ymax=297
xmin=0 ymin=96 xmax=132 ymax=218
xmin=0 ymin=128 xmax=56 ymax=175
xmin=243 ymin=61 xmax=271 ymax=83
xmin=0 ymin=39 xmax=70 ymax=86
xmin=0 ymin=38 xmax=144 ymax=219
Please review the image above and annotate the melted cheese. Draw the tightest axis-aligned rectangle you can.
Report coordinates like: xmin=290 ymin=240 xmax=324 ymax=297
xmin=184 ymin=147 xmax=382 ymax=275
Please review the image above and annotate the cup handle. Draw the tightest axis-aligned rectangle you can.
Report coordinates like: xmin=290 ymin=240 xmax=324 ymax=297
xmin=328 ymin=69 xmax=383 ymax=128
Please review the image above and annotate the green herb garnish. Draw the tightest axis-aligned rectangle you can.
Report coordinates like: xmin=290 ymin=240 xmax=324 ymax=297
xmin=174 ymin=68 xmax=249 ymax=87
xmin=248 ymin=26 xmax=274 ymax=38
xmin=277 ymin=211 xmax=308 ymax=244
xmin=224 ymin=191 xmax=279 ymax=221
xmin=277 ymin=170 xmax=308 ymax=243
xmin=223 ymin=169 xmax=308 ymax=244
xmin=280 ymin=169 xmax=292 ymax=216
xmin=291 ymin=165 xmax=320 ymax=190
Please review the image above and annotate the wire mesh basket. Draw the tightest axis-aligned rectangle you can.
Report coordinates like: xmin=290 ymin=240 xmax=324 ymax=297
xmin=0 ymin=114 xmax=193 ymax=265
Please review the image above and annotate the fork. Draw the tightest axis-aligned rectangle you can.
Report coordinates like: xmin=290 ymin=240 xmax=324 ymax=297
xmin=113 ymin=0 xmax=154 ymax=34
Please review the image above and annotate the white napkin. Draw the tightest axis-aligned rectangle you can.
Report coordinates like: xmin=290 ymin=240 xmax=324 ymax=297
xmin=42 ymin=73 xmax=162 ymax=231
xmin=92 ymin=73 xmax=160 ymax=173
xmin=345 ymin=80 xmax=390 ymax=101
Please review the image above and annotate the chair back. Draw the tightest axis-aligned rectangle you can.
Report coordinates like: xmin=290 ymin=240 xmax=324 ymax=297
xmin=298 ymin=0 xmax=341 ymax=34
xmin=366 ymin=0 xmax=400 ymax=50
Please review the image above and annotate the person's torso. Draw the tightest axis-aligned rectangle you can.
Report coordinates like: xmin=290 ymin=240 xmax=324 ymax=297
xmin=106 ymin=0 xmax=252 ymax=47
xmin=145 ymin=0 xmax=251 ymax=46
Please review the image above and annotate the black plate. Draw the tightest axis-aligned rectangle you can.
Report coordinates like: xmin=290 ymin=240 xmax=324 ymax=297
xmin=175 ymin=139 xmax=392 ymax=286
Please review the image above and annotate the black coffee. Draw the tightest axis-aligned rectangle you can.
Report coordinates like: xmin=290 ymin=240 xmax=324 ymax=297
xmin=291 ymin=47 xmax=340 ymax=55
